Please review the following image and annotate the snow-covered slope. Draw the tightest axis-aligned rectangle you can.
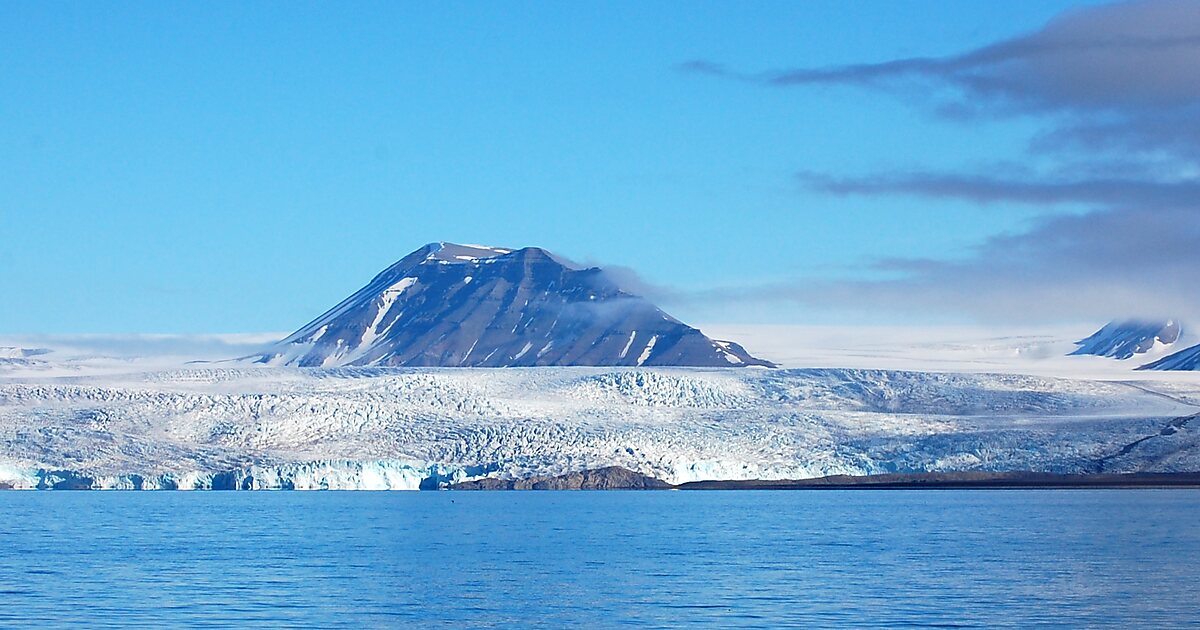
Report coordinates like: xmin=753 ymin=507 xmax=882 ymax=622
xmin=701 ymin=323 xmax=1200 ymax=378
xmin=1070 ymin=320 xmax=1182 ymax=360
xmin=252 ymin=242 xmax=770 ymax=368
xmin=0 ymin=334 xmax=281 ymax=378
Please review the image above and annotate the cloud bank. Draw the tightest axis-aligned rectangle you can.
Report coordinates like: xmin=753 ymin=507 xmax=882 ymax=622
xmin=686 ymin=0 xmax=1200 ymax=323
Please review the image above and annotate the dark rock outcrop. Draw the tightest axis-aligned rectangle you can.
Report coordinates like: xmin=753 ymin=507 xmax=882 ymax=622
xmin=451 ymin=466 xmax=672 ymax=490
xmin=674 ymin=471 xmax=1200 ymax=489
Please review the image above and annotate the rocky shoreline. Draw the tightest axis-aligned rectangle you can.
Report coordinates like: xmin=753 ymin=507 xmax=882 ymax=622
xmin=6 ymin=465 xmax=1200 ymax=490
xmin=451 ymin=467 xmax=1200 ymax=490
xmin=669 ymin=471 xmax=1200 ymax=490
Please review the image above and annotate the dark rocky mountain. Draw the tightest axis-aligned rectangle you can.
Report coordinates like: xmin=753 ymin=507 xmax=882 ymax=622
xmin=1070 ymin=320 xmax=1181 ymax=360
xmin=252 ymin=242 xmax=773 ymax=368
xmin=1138 ymin=343 xmax=1200 ymax=371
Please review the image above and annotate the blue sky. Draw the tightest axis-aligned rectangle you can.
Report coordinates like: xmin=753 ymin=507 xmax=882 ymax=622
xmin=6 ymin=0 xmax=1190 ymax=334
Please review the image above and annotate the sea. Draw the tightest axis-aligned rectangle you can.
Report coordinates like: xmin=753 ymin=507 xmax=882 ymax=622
xmin=1 ymin=490 xmax=1197 ymax=628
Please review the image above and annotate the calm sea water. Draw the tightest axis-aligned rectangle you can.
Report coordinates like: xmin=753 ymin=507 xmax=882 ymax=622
xmin=1 ymin=490 xmax=1198 ymax=628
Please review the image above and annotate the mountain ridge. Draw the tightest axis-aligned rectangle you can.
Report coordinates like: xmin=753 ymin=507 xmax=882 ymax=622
xmin=1139 ymin=344 xmax=1200 ymax=371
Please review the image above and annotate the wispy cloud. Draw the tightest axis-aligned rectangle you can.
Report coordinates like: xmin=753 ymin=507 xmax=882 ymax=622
xmin=815 ymin=207 xmax=1200 ymax=322
xmin=685 ymin=0 xmax=1200 ymax=115
xmin=662 ymin=206 xmax=1200 ymax=323
xmin=684 ymin=0 xmax=1200 ymax=323
xmin=796 ymin=171 xmax=1200 ymax=208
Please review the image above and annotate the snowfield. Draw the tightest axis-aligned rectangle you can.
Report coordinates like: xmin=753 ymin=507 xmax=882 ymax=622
xmin=2 ymin=337 xmax=1200 ymax=489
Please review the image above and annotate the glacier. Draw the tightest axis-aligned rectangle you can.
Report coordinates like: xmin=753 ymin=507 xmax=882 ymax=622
xmin=3 ymin=354 xmax=1200 ymax=489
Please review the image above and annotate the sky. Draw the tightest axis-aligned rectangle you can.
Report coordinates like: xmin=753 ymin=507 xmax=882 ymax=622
xmin=2 ymin=0 xmax=1195 ymax=334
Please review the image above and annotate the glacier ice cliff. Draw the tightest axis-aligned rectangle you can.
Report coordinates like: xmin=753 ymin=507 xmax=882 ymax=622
xmin=2 ymin=366 xmax=1199 ymax=489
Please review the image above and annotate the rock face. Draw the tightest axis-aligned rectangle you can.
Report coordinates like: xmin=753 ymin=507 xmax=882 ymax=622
xmin=451 ymin=466 xmax=672 ymax=490
xmin=1139 ymin=344 xmax=1200 ymax=371
xmin=1070 ymin=320 xmax=1181 ymax=360
xmin=252 ymin=242 xmax=772 ymax=368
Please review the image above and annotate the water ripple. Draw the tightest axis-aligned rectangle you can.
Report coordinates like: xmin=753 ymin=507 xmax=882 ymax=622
xmin=0 ymin=490 xmax=1197 ymax=627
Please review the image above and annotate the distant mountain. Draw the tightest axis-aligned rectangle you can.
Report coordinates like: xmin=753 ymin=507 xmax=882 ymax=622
xmin=1070 ymin=320 xmax=1181 ymax=360
xmin=0 ymin=347 xmax=52 ymax=369
xmin=1138 ymin=344 xmax=1200 ymax=371
xmin=251 ymin=242 xmax=773 ymax=368
xmin=0 ymin=347 xmax=51 ymax=359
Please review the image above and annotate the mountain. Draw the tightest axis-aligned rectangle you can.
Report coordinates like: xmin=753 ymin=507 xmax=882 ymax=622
xmin=1069 ymin=320 xmax=1181 ymax=360
xmin=0 ymin=347 xmax=51 ymax=359
xmin=252 ymin=242 xmax=773 ymax=368
xmin=1138 ymin=344 xmax=1200 ymax=371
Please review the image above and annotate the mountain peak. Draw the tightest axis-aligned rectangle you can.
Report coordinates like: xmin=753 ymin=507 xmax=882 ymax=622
xmin=1070 ymin=319 xmax=1181 ymax=360
xmin=252 ymin=242 xmax=773 ymax=368
xmin=423 ymin=242 xmax=515 ymax=263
